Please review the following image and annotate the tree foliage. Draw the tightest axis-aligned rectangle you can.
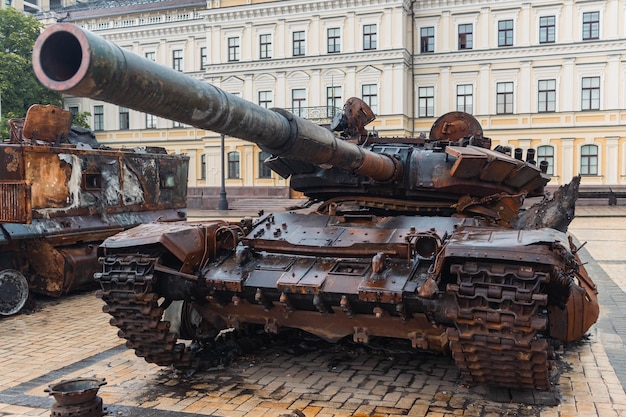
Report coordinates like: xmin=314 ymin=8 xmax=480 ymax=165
xmin=0 ymin=8 xmax=62 ymax=139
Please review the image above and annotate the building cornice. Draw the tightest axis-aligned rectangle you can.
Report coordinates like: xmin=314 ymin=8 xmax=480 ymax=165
xmin=199 ymin=49 xmax=411 ymax=77
xmin=202 ymin=0 xmax=408 ymax=23
xmin=414 ymin=39 xmax=626 ymax=67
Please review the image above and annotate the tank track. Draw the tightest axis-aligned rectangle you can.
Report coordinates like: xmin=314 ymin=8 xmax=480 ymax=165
xmin=95 ymin=254 xmax=239 ymax=370
xmin=445 ymin=261 xmax=553 ymax=390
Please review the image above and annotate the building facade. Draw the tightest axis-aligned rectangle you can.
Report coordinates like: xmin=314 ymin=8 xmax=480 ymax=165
xmin=18 ymin=0 xmax=626 ymax=194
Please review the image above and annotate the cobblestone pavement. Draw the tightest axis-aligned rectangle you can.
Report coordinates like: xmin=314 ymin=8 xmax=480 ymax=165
xmin=0 ymin=208 xmax=625 ymax=417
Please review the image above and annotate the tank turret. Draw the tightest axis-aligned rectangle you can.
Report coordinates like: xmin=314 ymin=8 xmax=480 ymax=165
xmin=32 ymin=24 xmax=599 ymax=392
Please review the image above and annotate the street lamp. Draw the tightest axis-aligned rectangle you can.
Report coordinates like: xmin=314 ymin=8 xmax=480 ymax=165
xmin=217 ymin=133 xmax=229 ymax=210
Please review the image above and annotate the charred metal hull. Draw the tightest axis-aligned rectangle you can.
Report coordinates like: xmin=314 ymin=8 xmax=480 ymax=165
xmin=0 ymin=105 xmax=188 ymax=310
xmin=96 ymin=206 xmax=598 ymax=390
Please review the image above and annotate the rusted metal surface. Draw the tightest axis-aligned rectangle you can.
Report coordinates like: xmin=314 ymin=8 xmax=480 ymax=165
xmin=0 ymin=104 xmax=189 ymax=302
xmin=33 ymin=23 xmax=599 ymax=391
xmin=46 ymin=377 xmax=106 ymax=417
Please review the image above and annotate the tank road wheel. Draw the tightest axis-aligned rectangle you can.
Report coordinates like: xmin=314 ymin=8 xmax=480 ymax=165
xmin=95 ymin=254 xmax=231 ymax=370
xmin=0 ymin=270 xmax=29 ymax=316
xmin=445 ymin=262 xmax=553 ymax=390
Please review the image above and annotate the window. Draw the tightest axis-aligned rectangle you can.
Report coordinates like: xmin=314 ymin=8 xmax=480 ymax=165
xmin=537 ymin=145 xmax=554 ymax=176
xmin=258 ymin=91 xmax=272 ymax=109
xmin=228 ymin=152 xmax=240 ymax=179
xmin=172 ymin=49 xmax=183 ymax=71
xmin=327 ymin=28 xmax=341 ymax=53
xmin=146 ymin=114 xmax=157 ymax=129
xmin=420 ymin=27 xmax=434 ymax=53
xmin=228 ymin=37 xmax=240 ymax=62
xmin=258 ymin=151 xmax=272 ymax=178
xmin=363 ymin=24 xmax=377 ymax=50
xmin=119 ymin=106 xmax=129 ymax=130
xmin=200 ymin=154 xmax=206 ymax=180
xmin=327 ymin=86 xmax=342 ymax=118
xmin=456 ymin=84 xmax=473 ymax=114
xmin=539 ymin=16 xmax=555 ymax=44
xmin=259 ymin=34 xmax=272 ymax=59
xmin=173 ymin=121 xmax=184 ymax=128
xmin=68 ymin=106 xmax=79 ymax=116
xmin=498 ymin=20 xmax=513 ymax=47
xmin=458 ymin=24 xmax=473 ymax=50
xmin=362 ymin=84 xmax=378 ymax=114
xmin=418 ymin=87 xmax=434 ymax=118
xmin=200 ymin=47 xmax=208 ymax=70
xmin=580 ymin=144 xmax=598 ymax=175
xmin=581 ymin=77 xmax=600 ymax=110
xmin=582 ymin=11 xmax=599 ymax=40
xmin=145 ymin=51 xmax=156 ymax=61
xmin=293 ymin=31 xmax=305 ymax=56
xmin=93 ymin=105 xmax=104 ymax=131
xmin=292 ymin=89 xmax=306 ymax=117
xmin=496 ymin=82 xmax=514 ymax=114
xmin=537 ymin=80 xmax=556 ymax=113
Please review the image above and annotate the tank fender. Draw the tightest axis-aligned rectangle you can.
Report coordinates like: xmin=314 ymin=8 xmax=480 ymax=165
xmin=439 ymin=227 xmax=571 ymax=264
xmin=101 ymin=221 xmax=229 ymax=274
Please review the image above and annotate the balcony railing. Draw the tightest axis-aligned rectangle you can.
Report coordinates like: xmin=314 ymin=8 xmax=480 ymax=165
xmin=284 ymin=106 xmax=341 ymax=125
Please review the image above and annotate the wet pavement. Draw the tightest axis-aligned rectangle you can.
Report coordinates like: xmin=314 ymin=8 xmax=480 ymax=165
xmin=0 ymin=206 xmax=625 ymax=417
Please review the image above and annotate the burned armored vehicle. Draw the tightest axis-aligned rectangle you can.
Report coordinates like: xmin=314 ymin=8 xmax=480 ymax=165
xmin=33 ymin=23 xmax=599 ymax=390
xmin=0 ymin=104 xmax=188 ymax=315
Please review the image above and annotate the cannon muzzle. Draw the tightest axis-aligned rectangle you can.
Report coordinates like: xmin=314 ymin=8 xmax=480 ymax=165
xmin=33 ymin=23 xmax=399 ymax=182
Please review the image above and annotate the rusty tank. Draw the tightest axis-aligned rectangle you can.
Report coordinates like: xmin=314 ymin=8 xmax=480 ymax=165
xmin=32 ymin=23 xmax=599 ymax=390
xmin=0 ymin=103 xmax=188 ymax=315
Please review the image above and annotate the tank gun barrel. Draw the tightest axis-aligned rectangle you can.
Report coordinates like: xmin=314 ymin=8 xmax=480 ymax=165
xmin=32 ymin=24 xmax=398 ymax=182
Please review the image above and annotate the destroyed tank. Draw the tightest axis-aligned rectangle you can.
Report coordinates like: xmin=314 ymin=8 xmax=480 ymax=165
xmin=0 ymin=103 xmax=188 ymax=315
xmin=32 ymin=23 xmax=599 ymax=390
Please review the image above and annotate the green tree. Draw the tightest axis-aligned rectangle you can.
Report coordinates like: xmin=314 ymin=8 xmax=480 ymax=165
xmin=0 ymin=8 xmax=62 ymax=140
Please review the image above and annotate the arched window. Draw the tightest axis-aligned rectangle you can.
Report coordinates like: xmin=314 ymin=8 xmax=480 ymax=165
xmin=258 ymin=151 xmax=272 ymax=178
xmin=537 ymin=145 xmax=554 ymax=176
xmin=228 ymin=152 xmax=240 ymax=179
xmin=580 ymin=144 xmax=598 ymax=176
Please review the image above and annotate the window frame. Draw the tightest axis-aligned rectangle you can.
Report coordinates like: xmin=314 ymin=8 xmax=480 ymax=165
xmin=228 ymin=37 xmax=240 ymax=62
xmin=327 ymin=28 xmax=341 ymax=54
xmin=538 ymin=79 xmax=556 ymax=113
xmin=200 ymin=154 xmax=207 ymax=180
xmin=498 ymin=19 xmax=514 ymax=47
xmin=581 ymin=76 xmax=600 ymax=111
xmin=539 ymin=16 xmax=556 ymax=44
xmin=326 ymin=86 xmax=342 ymax=118
xmin=362 ymin=84 xmax=378 ymax=114
xmin=292 ymin=31 xmax=305 ymax=56
xmin=582 ymin=11 xmax=600 ymax=41
xmin=456 ymin=84 xmax=473 ymax=114
xmin=580 ymin=144 xmax=598 ymax=176
xmin=458 ymin=23 xmax=473 ymax=50
xmin=200 ymin=47 xmax=208 ymax=70
xmin=291 ymin=89 xmax=306 ymax=117
xmin=363 ymin=24 xmax=377 ymax=50
xmin=418 ymin=86 xmax=435 ymax=118
xmin=258 ymin=90 xmax=273 ymax=109
xmin=227 ymin=151 xmax=240 ymax=179
xmin=259 ymin=34 xmax=272 ymax=60
xmin=119 ymin=106 xmax=129 ymax=130
xmin=258 ymin=151 xmax=272 ymax=179
xmin=420 ymin=26 xmax=435 ymax=53
xmin=496 ymin=82 xmax=514 ymax=114
xmin=93 ymin=105 xmax=104 ymax=131
xmin=145 ymin=114 xmax=157 ymax=129
xmin=172 ymin=49 xmax=183 ymax=71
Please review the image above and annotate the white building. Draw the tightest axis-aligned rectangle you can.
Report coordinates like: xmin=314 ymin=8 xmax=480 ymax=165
xmin=19 ymin=0 xmax=626 ymax=201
